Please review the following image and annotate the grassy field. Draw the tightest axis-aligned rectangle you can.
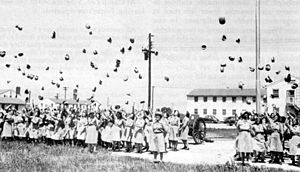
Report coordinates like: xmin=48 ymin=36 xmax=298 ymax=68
xmin=0 ymin=141 xmax=298 ymax=172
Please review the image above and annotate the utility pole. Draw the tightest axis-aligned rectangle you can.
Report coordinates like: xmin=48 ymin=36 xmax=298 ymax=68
xmin=255 ymin=0 xmax=261 ymax=114
xmin=63 ymin=87 xmax=68 ymax=100
xmin=151 ymin=86 xmax=155 ymax=111
xmin=143 ymin=33 xmax=158 ymax=113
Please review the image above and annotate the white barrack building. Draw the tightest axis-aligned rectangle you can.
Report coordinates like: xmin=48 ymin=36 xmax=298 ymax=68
xmin=186 ymin=89 xmax=266 ymax=121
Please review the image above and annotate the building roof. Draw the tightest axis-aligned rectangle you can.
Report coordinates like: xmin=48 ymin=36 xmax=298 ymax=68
xmin=0 ymin=89 xmax=15 ymax=95
xmin=0 ymin=97 xmax=25 ymax=105
xmin=48 ymin=98 xmax=90 ymax=105
xmin=187 ymin=89 xmax=266 ymax=97
xmin=265 ymin=75 xmax=300 ymax=87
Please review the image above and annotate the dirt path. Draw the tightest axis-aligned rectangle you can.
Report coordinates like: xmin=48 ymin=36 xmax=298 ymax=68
xmin=112 ymin=139 xmax=300 ymax=171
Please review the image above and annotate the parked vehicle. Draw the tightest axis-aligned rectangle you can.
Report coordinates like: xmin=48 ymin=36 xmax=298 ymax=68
xmin=224 ymin=116 xmax=236 ymax=126
xmin=203 ymin=115 xmax=219 ymax=123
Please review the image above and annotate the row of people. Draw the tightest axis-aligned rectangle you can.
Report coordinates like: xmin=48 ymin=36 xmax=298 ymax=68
xmin=236 ymin=111 xmax=300 ymax=166
xmin=0 ymin=106 xmax=190 ymax=163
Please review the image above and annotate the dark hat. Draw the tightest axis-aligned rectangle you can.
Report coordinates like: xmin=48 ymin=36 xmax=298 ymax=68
xmin=201 ymin=44 xmax=206 ymax=50
xmin=128 ymin=46 xmax=132 ymax=51
xmin=285 ymin=66 xmax=290 ymax=71
xmin=82 ymin=49 xmax=86 ymax=53
xmin=275 ymin=70 xmax=281 ymax=75
xmin=85 ymin=24 xmax=91 ymax=29
xmin=92 ymin=87 xmax=96 ymax=92
xmin=258 ymin=66 xmax=264 ymax=70
xmin=93 ymin=50 xmax=98 ymax=55
xmin=285 ymin=74 xmax=291 ymax=83
xmin=113 ymin=68 xmax=118 ymax=72
xmin=59 ymin=77 xmax=64 ymax=81
xmin=249 ymin=67 xmax=255 ymax=72
xmin=238 ymin=56 xmax=243 ymax=63
xmin=99 ymin=80 xmax=102 ymax=85
xmin=134 ymin=67 xmax=139 ymax=73
xmin=45 ymin=66 xmax=49 ymax=70
xmin=219 ymin=17 xmax=226 ymax=25
xmin=228 ymin=56 xmax=235 ymax=61
xmin=18 ymin=53 xmax=24 ymax=57
xmin=0 ymin=51 xmax=6 ymax=57
xmin=26 ymin=64 xmax=31 ymax=69
xmin=115 ymin=105 xmax=120 ymax=109
xmin=123 ymin=77 xmax=128 ymax=82
xmin=164 ymin=76 xmax=169 ymax=82
xmin=5 ymin=64 xmax=10 ymax=68
xmin=34 ymin=76 xmax=39 ymax=81
xmin=17 ymin=66 xmax=21 ymax=71
xmin=15 ymin=25 xmax=23 ymax=31
xmin=120 ymin=47 xmax=125 ymax=54
xmin=130 ymin=38 xmax=134 ymax=44
xmin=140 ymin=101 xmax=145 ymax=104
xmin=220 ymin=67 xmax=224 ymax=73
xmin=106 ymin=73 xmax=109 ymax=78
xmin=265 ymin=64 xmax=271 ymax=71
xmin=24 ymin=89 xmax=29 ymax=94
xmin=65 ymin=54 xmax=70 ymax=61
xmin=89 ymin=31 xmax=92 ymax=35
xmin=138 ymin=74 xmax=142 ymax=79
xmin=271 ymin=57 xmax=275 ymax=63
xmin=222 ymin=35 xmax=226 ymax=41
xmin=236 ymin=38 xmax=240 ymax=44
xmin=51 ymin=31 xmax=56 ymax=39
xmin=38 ymin=95 xmax=44 ymax=100
xmin=107 ymin=37 xmax=112 ymax=43
xmin=292 ymin=83 xmax=298 ymax=89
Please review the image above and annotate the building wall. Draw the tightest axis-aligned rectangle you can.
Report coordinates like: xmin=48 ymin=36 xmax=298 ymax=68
xmin=38 ymin=99 xmax=58 ymax=109
xmin=187 ymin=96 xmax=260 ymax=121
xmin=266 ymin=79 xmax=300 ymax=115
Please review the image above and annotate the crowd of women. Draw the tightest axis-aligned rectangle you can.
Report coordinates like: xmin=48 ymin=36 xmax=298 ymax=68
xmin=0 ymin=105 xmax=190 ymax=163
xmin=236 ymin=111 xmax=300 ymax=166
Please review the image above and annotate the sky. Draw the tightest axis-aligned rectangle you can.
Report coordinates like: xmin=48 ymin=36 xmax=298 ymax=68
xmin=0 ymin=0 xmax=300 ymax=112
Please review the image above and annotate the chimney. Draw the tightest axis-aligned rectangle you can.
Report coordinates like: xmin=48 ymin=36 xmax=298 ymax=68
xmin=16 ymin=87 xmax=21 ymax=98
xmin=73 ymin=89 xmax=78 ymax=100
xmin=55 ymin=93 xmax=59 ymax=99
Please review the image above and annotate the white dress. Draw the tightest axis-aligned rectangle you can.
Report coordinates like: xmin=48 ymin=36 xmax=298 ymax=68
xmin=76 ymin=117 xmax=87 ymax=140
xmin=85 ymin=118 xmax=98 ymax=144
xmin=289 ymin=126 xmax=300 ymax=156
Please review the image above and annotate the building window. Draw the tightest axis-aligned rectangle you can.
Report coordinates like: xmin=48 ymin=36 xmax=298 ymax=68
xmin=242 ymin=97 xmax=246 ymax=103
xmin=203 ymin=109 xmax=207 ymax=115
xmin=194 ymin=108 xmax=198 ymax=115
xmin=222 ymin=109 xmax=226 ymax=115
xmin=232 ymin=109 xmax=236 ymax=115
xmin=252 ymin=97 xmax=256 ymax=103
xmin=194 ymin=97 xmax=198 ymax=102
xmin=213 ymin=109 xmax=217 ymax=115
xmin=272 ymin=89 xmax=279 ymax=98
xmin=232 ymin=97 xmax=236 ymax=103
xmin=203 ymin=97 xmax=207 ymax=102
xmin=222 ymin=97 xmax=226 ymax=102
xmin=213 ymin=97 xmax=217 ymax=102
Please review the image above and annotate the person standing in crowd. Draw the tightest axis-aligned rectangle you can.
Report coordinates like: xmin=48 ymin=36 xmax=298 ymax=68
xmin=266 ymin=113 xmax=283 ymax=164
xmin=161 ymin=112 xmax=170 ymax=152
xmin=180 ymin=111 xmax=190 ymax=150
xmin=76 ymin=112 xmax=87 ymax=147
xmin=1 ymin=108 xmax=13 ymax=141
xmin=122 ymin=113 xmax=134 ymax=152
xmin=252 ymin=116 xmax=266 ymax=163
xmin=133 ymin=111 xmax=145 ymax=153
xmin=169 ymin=110 xmax=180 ymax=151
xmin=286 ymin=117 xmax=300 ymax=166
xmin=85 ymin=112 xmax=98 ymax=153
xmin=152 ymin=111 xmax=167 ymax=163
xmin=111 ymin=111 xmax=124 ymax=152
xmin=236 ymin=111 xmax=253 ymax=165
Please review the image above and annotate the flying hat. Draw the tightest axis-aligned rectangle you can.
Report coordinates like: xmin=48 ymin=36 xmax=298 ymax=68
xmin=219 ymin=17 xmax=226 ymax=25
